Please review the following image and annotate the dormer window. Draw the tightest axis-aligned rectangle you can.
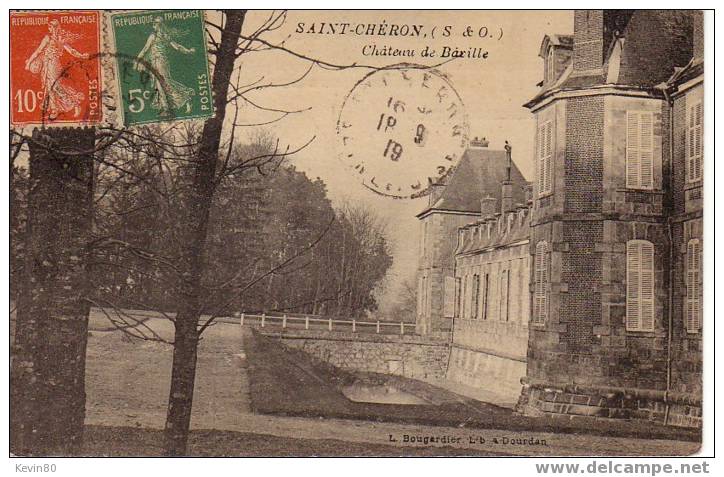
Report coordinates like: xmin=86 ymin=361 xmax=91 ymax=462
xmin=546 ymin=47 xmax=555 ymax=83
xmin=538 ymin=34 xmax=572 ymax=88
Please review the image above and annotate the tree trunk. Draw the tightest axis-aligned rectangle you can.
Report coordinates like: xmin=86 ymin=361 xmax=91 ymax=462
xmin=162 ymin=10 xmax=246 ymax=456
xmin=10 ymin=127 xmax=95 ymax=456
xmin=162 ymin=312 xmax=199 ymax=455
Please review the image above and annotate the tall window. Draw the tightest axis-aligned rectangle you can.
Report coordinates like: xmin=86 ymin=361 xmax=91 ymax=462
xmin=626 ymin=240 xmax=655 ymax=332
xmin=686 ymin=239 xmax=702 ymax=333
xmin=482 ymin=273 xmax=490 ymax=320
xmin=472 ymin=274 xmax=480 ymax=319
xmin=687 ymin=100 xmax=703 ymax=183
xmin=454 ymin=277 xmax=462 ymax=319
xmin=460 ymin=275 xmax=466 ymax=319
xmin=466 ymin=275 xmax=472 ymax=319
xmin=546 ymin=48 xmax=555 ymax=83
xmin=626 ymin=111 xmax=654 ymax=189
xmin=533 ymin=241 xmax=549 ymax=325
xmin=537 ymin=121 xmax=553 ymax=196
xmin=500 ymin=269 xmax=509 ymax=321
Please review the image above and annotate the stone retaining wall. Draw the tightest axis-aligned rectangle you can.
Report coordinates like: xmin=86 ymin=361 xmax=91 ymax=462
xmin=517 ymin=383 xmax=702 ymax=428
xmin=260 ymin=329 xmax=450 ymax=381
xmin=447 ymin=345 xmax=526 ymax=403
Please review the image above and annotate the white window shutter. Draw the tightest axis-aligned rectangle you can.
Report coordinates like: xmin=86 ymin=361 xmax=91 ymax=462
xmin=534 ymin=241 xmax=548 ymax=324
xmin=626 ymin=112 xmax=640 ymax=188
xmin=533 ymin=250 xmax=541 ymax=323
xmin=639 ymin=113 xmax=654 ymax=188
xmin=640 ymin=242 xmax=655 ymax=331
xmin=686 ymin=242 xmax=695 ymax=332
xmin=544 ymin=122 xmax=553 ymax=194
xmin=688 ymin=105 xmax=696 ymax=181
xmin=686 ymin=240 xmax=702 ymax=332
xmin=694 ymin=102 xmax=703 ymax=181
xmin=627 ymin=241 xmax=655 ymax=331
xmin=537 ymin=124 xmax=544 ymax=195
xmin=537 ymin=121 xmax=553 ymax=196
xmin=540 ymin=246 xmax=548 ymax=323
xmin=695 ymin=240 xmax=702 ymax=331
xmin=687 ymin=102 xmax=703 ymax=183
xmin=626 ymin=243 xmax=641 ymax=331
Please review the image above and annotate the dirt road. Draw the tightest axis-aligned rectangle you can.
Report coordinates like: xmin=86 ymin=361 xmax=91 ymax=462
xmin=84 ymin=313 xmax=699 ymax=456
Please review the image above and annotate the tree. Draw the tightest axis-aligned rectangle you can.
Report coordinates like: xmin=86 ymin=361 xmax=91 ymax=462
xmin=10 ymin=128 xmax=95 ymax=455
xmin=159 ymin=10 xmax=246 ymax=455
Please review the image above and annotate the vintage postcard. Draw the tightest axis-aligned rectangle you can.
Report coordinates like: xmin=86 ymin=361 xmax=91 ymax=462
xmin=8 ymin=8 xmax=709 ymax=462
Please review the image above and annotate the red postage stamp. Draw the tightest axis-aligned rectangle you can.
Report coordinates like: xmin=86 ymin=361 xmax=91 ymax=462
xmin=10 ymin=10 xmax=102 ymax=126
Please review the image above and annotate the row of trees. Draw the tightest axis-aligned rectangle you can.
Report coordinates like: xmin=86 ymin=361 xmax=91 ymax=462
xmin=10 ymin=9 xmax=425 ymax=456
xmin=11 ymin=135 xmax=392 ymax=321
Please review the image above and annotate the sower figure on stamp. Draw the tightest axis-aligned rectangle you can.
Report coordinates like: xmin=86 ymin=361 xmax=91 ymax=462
xmin=24 ymin=19 xmax=89 ymax=120
xmin=135 ymin=16 xmax=196 ymax=116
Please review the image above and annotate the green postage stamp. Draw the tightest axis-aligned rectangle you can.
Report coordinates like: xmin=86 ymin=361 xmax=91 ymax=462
xmin=110 ymin=10 xmax=213 ymax=126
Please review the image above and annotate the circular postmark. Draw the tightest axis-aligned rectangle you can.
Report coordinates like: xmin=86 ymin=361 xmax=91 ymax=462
xmin=39 ymin=52 xmax=106 ymax=128
xmin=38 ymin=51 xmax=174 ymax=129
xmin=30 ymin=50 xmax=186 ymax=158
xmin=336 ymin=64 xmax=469 ymax=199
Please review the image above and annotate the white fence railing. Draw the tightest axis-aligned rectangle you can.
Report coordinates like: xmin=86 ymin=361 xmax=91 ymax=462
xmin=235 ymin=312 xmax=414 ymax=335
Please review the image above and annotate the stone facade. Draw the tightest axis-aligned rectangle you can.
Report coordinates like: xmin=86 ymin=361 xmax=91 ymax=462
xmin=448 ymin=198 xmax=531 ymax=401
xmin=416 ymin=210 xmax=478 ymax=334
xmin=266 ymin=329 xmax=450 ymax=382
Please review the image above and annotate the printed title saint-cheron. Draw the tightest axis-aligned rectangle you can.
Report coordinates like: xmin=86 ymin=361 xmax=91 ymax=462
xmin=295 ymin=21 xmax=452 ymax=37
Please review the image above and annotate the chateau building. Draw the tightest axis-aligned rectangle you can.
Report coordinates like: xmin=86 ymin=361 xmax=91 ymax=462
xmin=415 ymin=10 xmax=703 ymax=427
xmin=415 ymin=138 xmax=527 ymax=335
xmin=448 ymin=182 xmax=532 ymax=403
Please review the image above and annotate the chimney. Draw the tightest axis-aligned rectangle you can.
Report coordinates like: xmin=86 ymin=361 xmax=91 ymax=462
xmin=480 ymin=196 xmax=497 ymax=218
xmin=501 ymin=140 xmax=514 ymax=213
xmin=501 ymin=181 xmax=514 ymax=213
xmin=573 ymin=10 xmax=634 ymax=73
xmin=470 ymin=136 xmax=489 ymax=148
xmin=427 ymin=180 xmax=445 ymax=207
xmin=573 ymin=10 xmax=604 ymax=71
xmin=693 ymin=10 xmax=704 ymax=60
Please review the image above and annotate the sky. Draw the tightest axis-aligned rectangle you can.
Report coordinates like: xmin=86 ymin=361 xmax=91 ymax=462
xmin=226 ymin=10 xmax=574 ymax=313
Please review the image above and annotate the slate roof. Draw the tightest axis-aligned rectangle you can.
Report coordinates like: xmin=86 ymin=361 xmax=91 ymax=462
xmin=611 ymin=10 xmax=694 ymax=87
xmin=417 ymin=148 xmax=528 ymax=217
xmin=525 ymin=10 xmax=697 ymax=108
